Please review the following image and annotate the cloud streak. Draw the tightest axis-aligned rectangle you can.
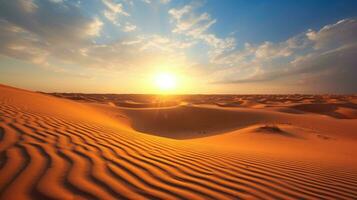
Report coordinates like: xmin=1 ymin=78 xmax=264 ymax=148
xmin=169 ymin=3 xmax=235 ymax=58
xmin=213 ymin=18 xmax=357 ymax=93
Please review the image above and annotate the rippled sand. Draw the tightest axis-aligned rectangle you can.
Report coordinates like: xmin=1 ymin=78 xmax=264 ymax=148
xmin=1 ymin=84 xmax=357 ymax=199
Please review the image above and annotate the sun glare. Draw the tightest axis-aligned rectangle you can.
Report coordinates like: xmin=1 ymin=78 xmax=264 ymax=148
xmin=154 ymin=72 xmax=177 ymax=92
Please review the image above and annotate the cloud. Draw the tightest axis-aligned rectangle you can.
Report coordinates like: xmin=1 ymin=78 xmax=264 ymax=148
xmin=70 ymin=34 xmax=193 ymax=72
xmin=160 ymin=0 xmax=171 ymax=4
xmin=102 ymin=0 xmax=129 ymax=16
xmin=255 ymin=42 xmax=292 ymax=59
xmin=19 ymin=0 xmax=38 ymax=13
xmin=86 ymin=17 xmax=104 ymax=36
xmin=130 ymin=35 xmax=195 ymax=52
xmin=0 ymin=0 xmax=104 ymax=66
xmin=0 ymin=0 xmax=101 ymax=46
xmin=137 ymin=0 xmax=171 ymax=4
xmin=306 ymin=18 xmax=357 ymax=49
xmin=123 ymin=22 xmax=137 ymax=32
xmin=48 ymin=0 xmax=63 ymax=3
xmin=0 ymin=0 xmax=193 ymax=74
xmin=102 ymin=0 xmax=129 ymax=25
xmin=0 ymin=0 xmax=122 ymax=70
xmin=0 ymin=19 xmax=49 ymax=65
xmin=101 ymin=0 xmax=138 ymax=33
xmin=0 ymin=0 xmax=213 ymax=74
xmin=213 ymin=18 xmax=357 ymax=93
xmin=169 ymin=3 xmax=235 ymax=56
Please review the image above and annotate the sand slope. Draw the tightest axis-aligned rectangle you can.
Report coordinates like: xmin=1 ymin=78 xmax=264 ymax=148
xmin=119 ymin=104 xmax=357 ymax=139
xmin=1 ymin=84 xmax=357 ymax=199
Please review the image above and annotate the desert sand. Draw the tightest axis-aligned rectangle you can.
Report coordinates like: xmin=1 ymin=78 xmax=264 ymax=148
xmin=1 ymin=84 xmax=357 ymax=199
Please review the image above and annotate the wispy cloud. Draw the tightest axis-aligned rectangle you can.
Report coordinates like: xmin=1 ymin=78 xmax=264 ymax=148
xmin=102 ymin=0 xmax=129 ymax=25
xmin=86 ymin=17 xmax=104 ymax=36
xmin=213 ymin=18 xmax=357 ymax=93
xmin=123 ymin=22 xmax=137 ymax=32
xmin=169 ymin=3 xmax=235 ymax=58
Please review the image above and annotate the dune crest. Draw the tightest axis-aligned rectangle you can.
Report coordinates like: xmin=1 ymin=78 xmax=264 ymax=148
xmin=1 ymin=85 xmax=357 ymax=199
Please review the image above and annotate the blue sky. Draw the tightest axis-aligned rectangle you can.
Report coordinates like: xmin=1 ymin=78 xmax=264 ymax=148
xmin=207 ymin=0 xmax=357 ymax=43
xmin=0 ymin=0 xmax=356 ymax=93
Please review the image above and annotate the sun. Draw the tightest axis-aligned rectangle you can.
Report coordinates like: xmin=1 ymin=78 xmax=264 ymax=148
xmin=154 ymin=72 xmax=177 ymax=92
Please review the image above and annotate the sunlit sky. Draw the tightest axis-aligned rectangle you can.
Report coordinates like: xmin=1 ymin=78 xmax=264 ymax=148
xmin=0 ymin=0 xmax=357 ymax=94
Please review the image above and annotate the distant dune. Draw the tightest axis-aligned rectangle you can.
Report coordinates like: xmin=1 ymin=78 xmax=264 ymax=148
xmin=1 ymin=84 xmax=357 ymax=199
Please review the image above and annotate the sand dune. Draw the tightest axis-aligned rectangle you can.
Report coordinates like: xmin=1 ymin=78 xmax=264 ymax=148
xmin=1 ymin=84 xmax=357 ymax=199
xmin=290 ymin=103 xmax=357 ymax=119
xmin=120 ymin=105 xmax=282 ymax=139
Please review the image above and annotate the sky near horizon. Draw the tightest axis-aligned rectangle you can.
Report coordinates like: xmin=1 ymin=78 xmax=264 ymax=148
xmin=0 ymin=0 xmax=357 ymax=94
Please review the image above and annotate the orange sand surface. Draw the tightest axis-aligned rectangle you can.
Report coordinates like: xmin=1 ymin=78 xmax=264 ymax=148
xmin=1 ymin=84 xmax=357 ymax=199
